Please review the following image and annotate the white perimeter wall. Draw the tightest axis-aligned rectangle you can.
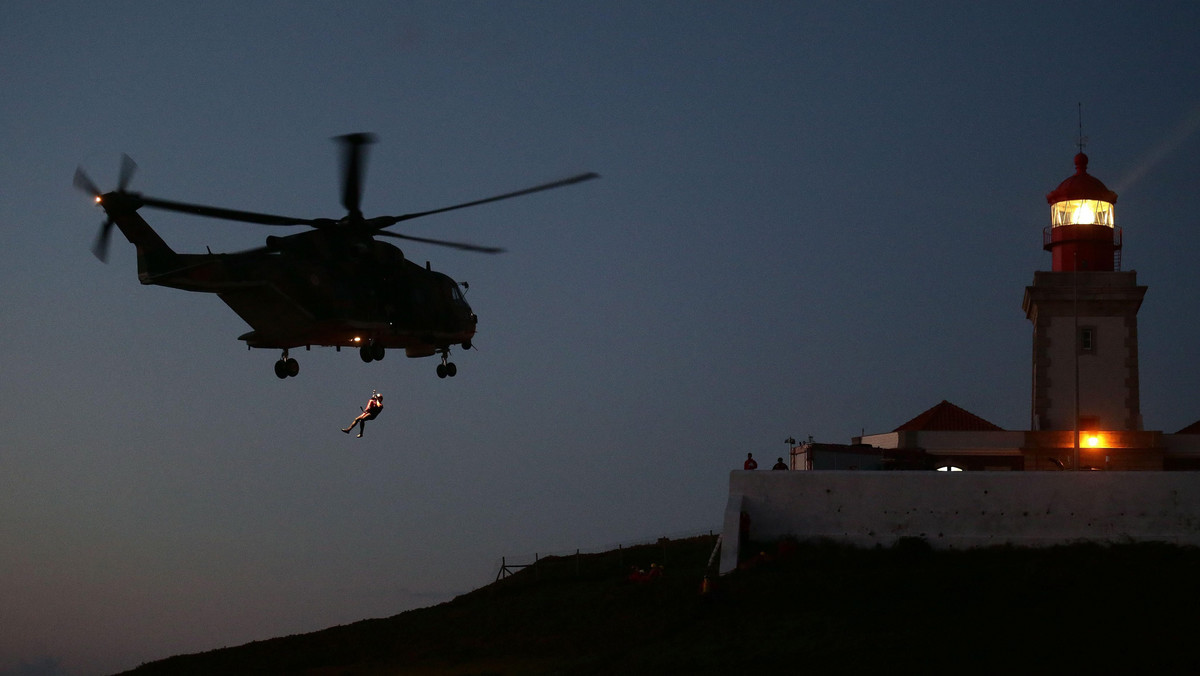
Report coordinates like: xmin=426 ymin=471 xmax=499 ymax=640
xmin=719 ymin=470 xmax=1200 ymax=574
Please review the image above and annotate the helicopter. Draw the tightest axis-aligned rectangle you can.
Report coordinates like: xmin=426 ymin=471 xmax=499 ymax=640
xmin=75 ymin=133 xmax=598 ymax=379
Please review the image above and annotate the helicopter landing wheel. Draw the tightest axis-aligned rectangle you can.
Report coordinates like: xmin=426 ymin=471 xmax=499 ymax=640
xmin=436 ymin=349 xmax=457 ymax=378
xmin=274 ymin=357 xmax=299 ymax=379
xmin=360 ymin=343 xmax=385 ymax=362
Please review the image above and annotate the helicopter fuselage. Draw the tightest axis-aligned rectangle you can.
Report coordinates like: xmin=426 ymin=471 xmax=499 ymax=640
xmin=100 ymin=192 xmax=477 ymax=375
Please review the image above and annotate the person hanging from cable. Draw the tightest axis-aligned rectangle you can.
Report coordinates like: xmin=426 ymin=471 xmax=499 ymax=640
xmin=342 ymin=390 xmax=384 ymax=438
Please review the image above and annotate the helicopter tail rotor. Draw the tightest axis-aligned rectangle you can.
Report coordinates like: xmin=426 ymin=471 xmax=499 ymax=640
xmin=90 ymin=217 xmax=116 ymax=262
xmin=72 ymin=166 xmax=101 ymax=197
xmin=75 ymin=154 xmax=138 ymax=262
xmin=116 ymin=153 xmax=136 ymax=191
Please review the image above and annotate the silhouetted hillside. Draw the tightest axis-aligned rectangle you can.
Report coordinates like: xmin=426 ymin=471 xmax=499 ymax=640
xmin=116 ymin=535 xmax=1200 ymax=674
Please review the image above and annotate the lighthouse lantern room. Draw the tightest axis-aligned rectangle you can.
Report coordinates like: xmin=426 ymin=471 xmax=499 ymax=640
xmin=1043 ymin=152 xmax=1121 ymax=272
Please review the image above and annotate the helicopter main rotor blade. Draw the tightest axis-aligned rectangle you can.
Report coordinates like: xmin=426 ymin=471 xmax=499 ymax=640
xmin=372 ymin=172 xmax=600 ymax=227
xmin=337 ymin=133 xmax=376 ymax=218
xmin=136 ymin=195 xmax=326 ymax=227
xmin=376 ymin=229 xmax=505 ymax=254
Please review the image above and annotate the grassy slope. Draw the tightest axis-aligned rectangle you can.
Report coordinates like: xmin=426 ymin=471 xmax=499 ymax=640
xmin=117 ymin=536 xmax=1200 ymax=675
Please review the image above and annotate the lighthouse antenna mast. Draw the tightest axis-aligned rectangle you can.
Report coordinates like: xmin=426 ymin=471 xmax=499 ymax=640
xmin=1077 ymin=102 xmax=1089 ymax=154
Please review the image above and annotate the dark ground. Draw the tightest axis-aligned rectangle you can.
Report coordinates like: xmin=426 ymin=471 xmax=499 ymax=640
xmin=116 ymin=535 xmax=1200 ymax=675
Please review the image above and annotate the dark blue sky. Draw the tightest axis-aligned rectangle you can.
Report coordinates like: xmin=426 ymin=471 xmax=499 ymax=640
xmin=3 ymin=2 xmax=1199 ymax=674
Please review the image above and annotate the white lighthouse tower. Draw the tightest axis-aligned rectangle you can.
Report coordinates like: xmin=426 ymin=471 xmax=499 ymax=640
xmin=1023 ymin=151 xmax=1148 ymax=458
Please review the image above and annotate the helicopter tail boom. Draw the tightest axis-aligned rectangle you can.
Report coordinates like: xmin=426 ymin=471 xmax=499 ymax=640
xmin=98 ymin=195 xmax=181 ymax=283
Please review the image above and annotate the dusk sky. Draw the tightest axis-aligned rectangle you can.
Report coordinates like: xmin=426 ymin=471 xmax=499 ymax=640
xmin=3 ymin=2 xmax=1200 ymax=674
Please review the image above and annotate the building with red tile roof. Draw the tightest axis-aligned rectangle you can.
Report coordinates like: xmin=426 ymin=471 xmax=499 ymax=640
xmin=892 ymin=400 xmax=1004 ymax=432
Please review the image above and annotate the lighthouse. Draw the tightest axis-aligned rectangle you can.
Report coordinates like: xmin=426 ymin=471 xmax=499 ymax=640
xmin=1023 ymin=152 xmax=1147 ymax=441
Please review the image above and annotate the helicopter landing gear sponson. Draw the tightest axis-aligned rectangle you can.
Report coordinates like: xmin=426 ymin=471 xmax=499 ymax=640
xmin=436 ymin=349 xmax=458 ymax=379
xmin=274 ymin=350 xmax=300 ymax=379
xmin=359 ymin=343 xmax=385 ymax=363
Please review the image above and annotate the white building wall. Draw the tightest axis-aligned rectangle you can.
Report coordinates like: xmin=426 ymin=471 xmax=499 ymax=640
xmin=719 ymin=470 xmax=1200 ymax=574
xmin=914 ymin=430 xmax=1026 ymax=451
xmin=857 ymin=430 xmax=1025 ymax=454
xmin=858 ymin=433 xmax=899 ymax=449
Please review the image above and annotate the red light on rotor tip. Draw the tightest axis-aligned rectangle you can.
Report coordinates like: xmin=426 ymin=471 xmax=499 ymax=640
xmin=94 ymin=196 xmax=102 ymax=203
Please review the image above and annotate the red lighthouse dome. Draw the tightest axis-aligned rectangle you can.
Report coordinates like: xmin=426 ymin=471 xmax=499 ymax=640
xmin=1043 ymin=153 xmax=1121 ymax=271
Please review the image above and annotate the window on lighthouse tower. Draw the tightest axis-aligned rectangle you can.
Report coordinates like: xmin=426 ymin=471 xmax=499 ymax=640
xmin=1051 ymin=198 xmax=1115 ymax=227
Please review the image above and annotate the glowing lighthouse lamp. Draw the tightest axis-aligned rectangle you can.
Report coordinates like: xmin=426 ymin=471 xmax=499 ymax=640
xmin=1051 ymin=195 xmax=1114 ymax=227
